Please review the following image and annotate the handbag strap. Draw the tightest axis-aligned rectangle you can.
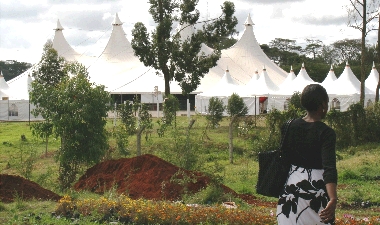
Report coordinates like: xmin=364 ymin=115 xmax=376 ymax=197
xmin=279 ymin=118 xmax=294 ymax=155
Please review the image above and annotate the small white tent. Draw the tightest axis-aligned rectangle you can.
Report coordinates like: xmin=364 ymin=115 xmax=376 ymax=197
xmin=195 ymin=69 xmax=259 ymax=115
xmin=365 ymin=62 xmax=379 ymax=93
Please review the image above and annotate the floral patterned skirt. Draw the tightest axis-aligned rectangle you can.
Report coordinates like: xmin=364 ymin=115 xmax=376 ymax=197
xmin=276 ymin=165 xmax=333 ymax=225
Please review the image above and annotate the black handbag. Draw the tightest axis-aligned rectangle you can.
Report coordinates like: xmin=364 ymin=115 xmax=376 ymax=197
xmin=256 ymin=119 xmax=294 ymax=198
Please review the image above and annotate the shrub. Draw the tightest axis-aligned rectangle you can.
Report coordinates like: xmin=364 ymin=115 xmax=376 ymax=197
xmin=206 ymin=97 xmax=225 ymax=128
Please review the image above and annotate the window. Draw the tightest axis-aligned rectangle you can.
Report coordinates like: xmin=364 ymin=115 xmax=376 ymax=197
xmin=8 ymin=104 xmax=18 ymax=116
xmin=367 ymin=99 xmax=373 ymax=108
xmin=284 ymin=98 xmax=290 ymax=111
xmin=331 ymin=98 xmax=340 ymax=111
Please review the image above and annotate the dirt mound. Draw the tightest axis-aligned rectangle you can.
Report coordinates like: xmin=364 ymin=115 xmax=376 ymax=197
xmin=74 ymin=154 xmax=273 ymax=206
xmin=0 ymin=174 xmax=62 ymax=203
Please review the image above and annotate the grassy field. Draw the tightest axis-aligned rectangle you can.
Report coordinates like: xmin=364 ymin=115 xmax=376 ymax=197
xmin=0 ymin=115 xmax=380 ymax=224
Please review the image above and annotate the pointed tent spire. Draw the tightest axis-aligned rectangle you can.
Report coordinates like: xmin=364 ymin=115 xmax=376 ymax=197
xmin=346 ymin=61 xmax=350 ymax=67
xmin=302 ymin=62 xmax=305 ymax=69
xmin=113 ymin=13 xmax=123 ymax=26
xmin=373 ymin=61 xmax=376 ymax=68
xmin=290 ymin=65 xmax=293 ymax=72
xmin=54 ymin=19 xmax=64 ymax=31
xmin=244 ymin=14 xmax=254 ymax=26
xmin=263 ymin=65 xmax=266 ymax=71
xmin=0 ymin=70 xmax=3 ymax=77
xmin=226 ymin=66 xmax=229 ymax=72
xmin=330 ymin=64 xmax=334 ymax=71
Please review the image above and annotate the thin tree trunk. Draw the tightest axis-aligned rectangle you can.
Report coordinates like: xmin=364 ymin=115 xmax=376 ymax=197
xmin=229 ymin=116 xmax=236 ymax=164
xmin=45 ymin=136 xmax=48 ymax=156
xmin=136 ymin=125 xmax=146 ymax=156
xmin=376 ymin=14 xmax=380 ymax=102
xmin=359 ymin=0 xmax=367 ymax=106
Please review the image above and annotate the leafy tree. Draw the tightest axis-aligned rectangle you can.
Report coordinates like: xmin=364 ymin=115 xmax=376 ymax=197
xmin=131 ymin=0 xmax=238 ymax=96
xmin=206 ymin=97 xmax=225 ymax=129
xmin=117 ymin=100 xmax=153 ymax=156
xmin=346 ymin=0 xmax=379 ymax=105
xmin=0 ymin=60 xmax=32 ymax=81
xmin=304 ymin=39 xmax=323 ymax=60
xmin=30 ymin=50 xmax=111 ymax=190
xmin=320 ymin=45 xmax=340 ymax=65
xmin=30 ymin=40 xmax=67 ymax=156
xmin=332 ymin=39 xmax=361 ymax=63
xmin=226 ymin=93 xmax=248 ymax=164
xmin=163 ymin=94 xmax=180 ymax=126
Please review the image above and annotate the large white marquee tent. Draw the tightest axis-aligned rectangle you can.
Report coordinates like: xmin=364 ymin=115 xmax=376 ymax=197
xmin=0 ymin=13 xmax=379 ymax=121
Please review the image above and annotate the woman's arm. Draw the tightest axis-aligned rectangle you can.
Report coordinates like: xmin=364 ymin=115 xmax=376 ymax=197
xmin=320 ymin=183 xmax=337 ymax=223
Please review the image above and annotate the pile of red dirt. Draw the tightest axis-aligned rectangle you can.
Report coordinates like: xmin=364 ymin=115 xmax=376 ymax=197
xmin=0 ymin=174 xmax=62 ymax=203
xmin=74 ymin=154 xmax=275 ymax=207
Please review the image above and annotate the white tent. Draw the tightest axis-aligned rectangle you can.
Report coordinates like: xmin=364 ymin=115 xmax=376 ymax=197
xmin=242 ymin=66 xmax=279 ymax=96
xmin=278 ymin=66 xmax=296 ymax=89
xmin=325 ymin=62 xmax=374 ymax=96
xmin=195 ymin=69 xmax=259 ymax=115
xmin=276 ymin=63 xmax=316 ymax=95
xmin=321 ymin=65 xmax=337 ymax=87
xmin=197 ymin=14 xmax=287 ymax=92
xmin=365 ymin=62 xmax=379 ymax=93
xmin=0 ymin=71 xmax=11 ymax=99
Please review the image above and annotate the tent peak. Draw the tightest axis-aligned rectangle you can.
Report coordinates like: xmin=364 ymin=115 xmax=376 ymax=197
xmin=112 ymin=13 xmax=123 ymax=26
xmin=330 ymin=64 xmax=334 ymax=71
xmin=346 ymin=61 xmax=350 ymax=67
xmin=263 ymin=65 xmax=266 ymax=71
xmin=301 ymin=62 xmax=305 ymax=69
xmin=373 ymin=61 xmax=376 ymax=68
xmin=290 ymin=65 xmax=293 ymax=72
xmin=54 ymin=19 xmax=64 ymax=31
xmin=244 ymin=13 xmax=254 ymax=26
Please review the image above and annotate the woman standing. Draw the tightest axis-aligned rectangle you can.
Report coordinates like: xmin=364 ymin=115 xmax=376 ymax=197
xmin=276 ymin=84 xmax=337 ymax=225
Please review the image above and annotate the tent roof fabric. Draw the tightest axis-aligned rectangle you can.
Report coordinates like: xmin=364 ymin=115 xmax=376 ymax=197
xmin=322 ymin=65 xmax=337 ymax=86
xmin=198 ymin=14 xmax=287 ymax=92
xmin=365 ymin=63 xmax=379 ymax=92
xmin=242 ymin=67 xmax=279 ymax=96
xmin=279 ymin=66 xmax=296 ymax=89
xmin=276 ymin=65 xmax=315 ymax=95
xmin=325 ymin=64 xmax=374 ymax=95
xmin=52 ymin=20 xmax=81 ymax=62
xmin=199 ymin=70 xmax=239 ymax=97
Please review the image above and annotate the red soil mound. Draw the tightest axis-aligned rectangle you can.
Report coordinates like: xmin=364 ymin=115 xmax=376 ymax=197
xmin=0 ymin=174 xmax=62 ymax=203
xmin=74 ymin=154 xmax=274 ymax=207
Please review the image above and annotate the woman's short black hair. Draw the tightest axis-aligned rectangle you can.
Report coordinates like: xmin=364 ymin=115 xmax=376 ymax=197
xmin=300 ymin=84 xmax=329 ymax=112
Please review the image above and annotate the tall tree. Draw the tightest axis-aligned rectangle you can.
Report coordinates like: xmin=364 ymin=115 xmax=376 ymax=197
xmin=376 ymin=14 xmax=380 ymax=102
xmin=347 ymin=0 xmax=379 ymax=105
xmin=304 ymin=39 xmax=324 ymax=60
xmin=131 ymin=0 xmax=238 ymax=96
xmin=226 ymin=93 xmax=248 ymax=164
xmin=332 ymin=39 xmax=362 ymax=63
xmin=0 ymin=60 xmax=32 ymax=81
xmin=30 ymin=44 xmax=110 ymax=190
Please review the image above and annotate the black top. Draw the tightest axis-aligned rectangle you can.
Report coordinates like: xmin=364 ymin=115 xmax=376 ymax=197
xmin=282 ymin=118 xmax=337 ymax=184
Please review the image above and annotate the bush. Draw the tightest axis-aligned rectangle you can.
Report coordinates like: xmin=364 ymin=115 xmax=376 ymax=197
xmin=206 ymin=97 xmax=225 ymax=128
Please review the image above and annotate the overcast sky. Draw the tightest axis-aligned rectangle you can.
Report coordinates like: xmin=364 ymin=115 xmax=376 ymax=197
xmin=0 ymin=0 xmax=378 ymax=64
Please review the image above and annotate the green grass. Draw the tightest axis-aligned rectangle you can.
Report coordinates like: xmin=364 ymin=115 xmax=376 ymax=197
xmin=1 ymin=116 xmax=380 ymax=224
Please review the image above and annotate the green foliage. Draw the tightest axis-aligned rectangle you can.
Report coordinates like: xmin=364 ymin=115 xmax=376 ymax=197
xmin=288 ymin=91 xmax=303 ymax=110
xmin=117 ymin=101 xmax=135 ymax=135
xmin=163 ymin=94 xmax=179 ymax=126
xmin=325 ymin=102 xmax=380 ymax=149
xmin=30 ymin=48 xmax=111 ymax=190
xmin=131 ymin=0 xmax=237 ymax=95
xmin=9 ymin=138 xmax=37 ymax=179
xmin=226 ymin=93 xmax=248 ymax=117
xmin=0 ymin=60 xmax=32 ymax=81
xmin=206 ymin=97 xmax=225 ymax=128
